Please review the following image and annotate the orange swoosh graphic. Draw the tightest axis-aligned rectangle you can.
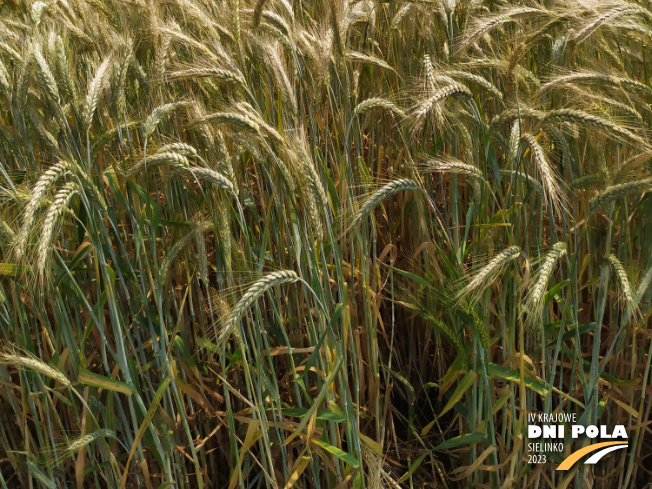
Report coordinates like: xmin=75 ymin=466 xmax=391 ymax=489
xmin=557 ymin=441 xmax=628 ymax=470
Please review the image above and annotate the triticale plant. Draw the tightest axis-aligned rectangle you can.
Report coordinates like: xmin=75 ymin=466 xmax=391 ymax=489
xmin=0 ymin=1 xmax=651 ymax=487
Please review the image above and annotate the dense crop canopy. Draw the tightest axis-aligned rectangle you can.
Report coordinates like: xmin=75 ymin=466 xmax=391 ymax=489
xmin=0 ymin=0 xmax=651 ymax=487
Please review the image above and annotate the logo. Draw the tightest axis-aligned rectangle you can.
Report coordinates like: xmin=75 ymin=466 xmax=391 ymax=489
xmin=527 ymin=412 xmax=628 ymax=470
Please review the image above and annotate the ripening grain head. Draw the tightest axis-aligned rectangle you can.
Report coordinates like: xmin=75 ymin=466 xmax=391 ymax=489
xmin=458 ymin=246 xmax=522 ymax=302
xmin=218 ymin=270 xmax=300 ymax=347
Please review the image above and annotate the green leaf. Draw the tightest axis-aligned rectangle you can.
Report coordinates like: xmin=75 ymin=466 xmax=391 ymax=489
xmin=487 ymin=363 xmax=548 ymax=396
xmin=397 ymin=451 xmax=430 ymax=483
xmin=285 ymin=358 xmax=342 ymax=445
xmin=439 ymin=370 xmax=477 ymax=418
xmin=434 ymin=432 xmax=485 ymax=450
xmin=311 ymin=438 xmax=360 ymax=469
xmin=545 ymin=322 xmax=596 ymax=347
xmin=0 ymin=263 xmax=29 ymax=276
xmin=544 ymin=279 xmax=569 ymax=303
xmin=120 ymin=376 xmax=171 ymax=487
xmin=78 ymin=369 xmax=133 ymax=396
xmin=281 ymin=408 xmax=346 ymax=423
xmin=387 ymin=266 xmax=435 ymax=291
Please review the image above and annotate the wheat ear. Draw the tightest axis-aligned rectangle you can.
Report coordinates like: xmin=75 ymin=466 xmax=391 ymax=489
xmin=169 ymin=67 xmax=246 ymax=87
xmin=157 ymin=142 xmax=200 ymax=158
xmin=571 ymin=7 xmax=643 ymax=45
xmin=458 ymin=246 xmax=522 ymax=301
xmin=37 ymin=181 xmax=78 ymax=279
xmin=0 ymin=218 xmax=15 ymax=245
xmin=345 ymin=51 xmax=396 ymax=73
xmin=489 ymin=107 xmax=545 ymax=131
xmin=143 ymin=102 xmax=190 ymax=140
xmin=33 ymin=44 xmax=59 ymax=102
xmin=520 ymin=134 xmax=565 ymax=215
xmin=589 ymin=177 xmax=652 ymax=213
xmin=541 ymin=71 xmax=652 ymax=95
xmin=525 ymin=242 xmax=567 ymax=321
xmin=422 ymin=156 xmax=485 ymax=181
xmin=348 ymin=179 xmax=422 ymax=232
xmin=115 ymin=46 xmax=134 ymax=118
xmin=236 ymin=102 xmax=283 ymax=144
xmin=0 ymin=352 xmax=71 ymax=387
xmin=15 ymin=161 xmax=72 ymax=259
xmin=634 ymin=264 xmax=652 ymax=313
xmin=160 ymin=222 xmax=212 ymax=282
xmin=0 ymin=40 xmax=22 ymax=63
xmin=258 ymin=10 xmax=292 ymax=39
xmin=608 ymin=254 xmax=637 ymax=317
xmin=573 ymin=172 xmax=608 ymax=190
xmin=294 ymin=133 xmax=328 ymax=208
xmin=353 ymin=98 xmax=406 ymax=119
xmin=506 ymin=121 xmax=521 ymax=168
xmin=460 ymin=7 xmax=545 ymax=50
xmin=411 ymin=83 xmax=472 ymax=127
xmin=126 ymin=151 xmax=190 ymax=176
xmin=216 ymin=131 xmax=238 ymax=195
xmin=425 ymin=312 xmax=465 ymax=353
xmin=218 ymin=270 xmax=299 ymax=346
xmin=544 ymin=109 xmax=645 ymax=147
xmin=83 ymin=56 xmax=113 ymax=131
xmin=26 ymin=460 xmax=55 ymax=489
xmin=217 ymin=204 xmax=232 ymax=270
xmin=54 ymin=36 xmax=76 ymax=103
xmin=0 ymin=58 xmax=9 ymax=93
xmin=443 ymin=70 xmax=503 ymax=100
xmin=64 ymin=429 xmax=116 ymax=457
xmin=183 ymin=167 xmax=236 ymax=196
xmin=193 ymin=112 xmax=260 ymax=134
xmin=252 ymin=0 xmax=269 ymax=27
